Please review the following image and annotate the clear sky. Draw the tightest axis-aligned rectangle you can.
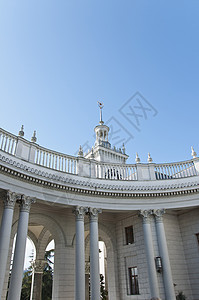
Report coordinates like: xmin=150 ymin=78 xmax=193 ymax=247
xmin=0 ymin=0 xmax=199 ymax=164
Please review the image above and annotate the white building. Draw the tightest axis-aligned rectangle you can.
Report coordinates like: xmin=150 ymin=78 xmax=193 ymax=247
xmin=0 ymin=108 xmax=199 ymax=300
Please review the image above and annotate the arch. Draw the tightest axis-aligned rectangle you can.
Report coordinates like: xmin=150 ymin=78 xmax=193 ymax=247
xmin=29 ymin=213 xmax=66 ymax=247
xmin=36 ymin=228 xmax=53 ymax=260
xmin=11 ymin=213 xmax=66 ymax=247
xmin=27 ymin=230 xmax=38 ymax=250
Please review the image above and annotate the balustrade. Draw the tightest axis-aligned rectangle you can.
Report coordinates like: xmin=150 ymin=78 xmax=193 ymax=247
xmin=34 ymin=145 xmax=77 ymax=174
xmin=154 ymin=160 xmax=197 ymax=180
xmin=0 ymin=127 xmax=198 ymax=181
xmin=0 ymin=129 xmax=17 ymax=155
xmin=95 ymin=163 xmax=137 ymax=180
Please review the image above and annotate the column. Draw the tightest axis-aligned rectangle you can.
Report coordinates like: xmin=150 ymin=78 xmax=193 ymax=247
xmin=73 ymin=206 xmax=87 ymax=300
xmin=153 ymin=209 xmax=176 ymax=300
xmin=7 ymin=195 xmax=35 ymax=300
xmin=89 ymin=208 xmax=102 ymax=300
xmin=31 ymin=259 xmax=46 ymax=300
xmin=139 ymin=210 xmax=160 ymax=299
xmin=0 ymin=191 xmax=17 ymax=298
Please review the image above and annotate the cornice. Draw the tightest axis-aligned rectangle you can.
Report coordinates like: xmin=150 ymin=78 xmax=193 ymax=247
xmin=0 ymin=154 xmax=199 ymax=198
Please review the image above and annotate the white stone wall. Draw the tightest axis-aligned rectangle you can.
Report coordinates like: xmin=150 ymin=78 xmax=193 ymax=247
xmin=115 ymin=214 xmax=151 ymax=300
xmin=178 ymin=208 xmax=199 ymax=299
xmin=164 ymin=213 xmax=193 ymax=299
xmin=115 ymin=212 xmax=196 ymax=300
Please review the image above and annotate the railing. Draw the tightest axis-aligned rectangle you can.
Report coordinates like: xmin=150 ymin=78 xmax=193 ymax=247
xmin=95 ymin=163 xmax=137 ymax=180
xmin=154 ymin=160 xmax=197 ymax=180
xmin=0 ymin=129 xmax=17 ymax=155
xmin=0 ymin=127 xmax=198 ymax=180
xmin=34 ymin=145 xmax=78 ymax=174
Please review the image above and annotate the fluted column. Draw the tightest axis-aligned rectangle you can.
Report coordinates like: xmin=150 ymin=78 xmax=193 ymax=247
xmin=89 ymin=208 xmax=102 ymax=300
xmin=31 ymin=259 xmax=46 ymax=300
xmin=153 ymin=209 xmax=176 ymax=300
xmin=139 ymin=210 xmax=160 ymax=299
xmin=7 ymin=195 xmax=35 ymax=300
xmin=0 ymin=191 xmax=17 ymax=298
xmin=73 ymin=206 xmax=87 ymax=300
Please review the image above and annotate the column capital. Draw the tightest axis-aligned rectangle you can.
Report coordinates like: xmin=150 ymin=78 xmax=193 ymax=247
xmin=2 ymin=191 xmax=18 ymax=209
xmin=153 ymin=209 xmax=165 ymax=223
xmin=73 ymin=206 xmax=88 ymax=221
xmin=18 ymin=195 xmax=36 ymax=213
xmin=139 ymin=209 xmax=152 ymax=223
xmin=85 ymin=261 xmax=90 ymax=274
xmin=31 ymin=259 xmax=46 ymax=273
xmin=88 ymin=207 xmax=102 ymax=222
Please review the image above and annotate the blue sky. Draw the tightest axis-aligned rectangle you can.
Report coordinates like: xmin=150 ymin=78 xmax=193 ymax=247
xmin=1 ymin=0 xmax=199 ymax=163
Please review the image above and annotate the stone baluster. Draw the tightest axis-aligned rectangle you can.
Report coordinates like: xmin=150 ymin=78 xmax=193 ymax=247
xmin=7 ymin=195 xmax=35 ymax=300
xmin=153 ymin=209 xmax=176 ymax=300
xmin=73 ymin=206 xmax=88 ymax=300
xmin=0 ymin=191 xmax=17 ymax=298
xmin=89 ymin=208 xmax=102 ymax=300
xmin=139 ymin=210 xmax=160 ymax=299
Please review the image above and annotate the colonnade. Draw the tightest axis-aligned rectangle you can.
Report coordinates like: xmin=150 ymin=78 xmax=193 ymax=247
xmin=140 ymin=209 xmax=176 ymax=300
xmin=0 ymin=191 xmax=102 ymax=300
xmin=0 ymin=190 xmax=176 ymax=300
xmin=0 ymin=191 xmax=35 ymax=300
xmin=73 ymin=206 xmax=102 ymax=300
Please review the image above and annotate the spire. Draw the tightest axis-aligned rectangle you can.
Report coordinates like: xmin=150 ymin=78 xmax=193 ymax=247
xmin=97 ymin=101 xmax=104 ymax=125
xmin=122 ymin=143 xmax=126 ymax=154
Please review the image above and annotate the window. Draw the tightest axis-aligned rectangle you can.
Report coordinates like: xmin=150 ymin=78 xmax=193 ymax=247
xmin=125 ymin=226 xmax=134 ymax=245
xmin=196 ymin=233 xmax=199 ymax=245
xmin=128 ymin=267 xmax=139 ymax=295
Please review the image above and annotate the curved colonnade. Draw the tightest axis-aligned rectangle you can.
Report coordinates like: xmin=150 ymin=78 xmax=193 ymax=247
xmin=0 ymin=127 xmax=199 ymax=300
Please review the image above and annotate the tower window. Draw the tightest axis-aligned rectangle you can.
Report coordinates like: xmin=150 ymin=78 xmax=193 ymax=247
xmin=125 ymin=226 xmax=134 ymax=245
xmin=128 ymin=267 xmax=139 ymax=295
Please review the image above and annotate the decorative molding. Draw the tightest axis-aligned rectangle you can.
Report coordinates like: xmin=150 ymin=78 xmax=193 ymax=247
xmin=2 ymin=191 xmax=18 ymax=209
xmin=139 ymin=209 xmax=152 ymax=223
xmin=153 ymin=209 xmax=165 ymax=223
xmin=85 ymin=261 xmax=90 ymax=274
xmin=32 ymin=259 xmax=46 ymax=273
xmin=73 ymin=206 xmax=88 ymax=221
xmin=18 ymin=195 xmax=36 ymax=213
xmin=88 ymin=207 xmax=102 ymax=222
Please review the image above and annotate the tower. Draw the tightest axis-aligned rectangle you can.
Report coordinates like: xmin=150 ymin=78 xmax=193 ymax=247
xmin=84 ymin=102 xmax=129 ymax=163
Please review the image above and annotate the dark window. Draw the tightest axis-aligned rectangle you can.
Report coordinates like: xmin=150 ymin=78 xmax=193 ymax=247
xmin=125 ymin=226 xmax=134 ymax=245
xmin=128 ymin=267 xmax=139 ymax=295
xmin=196 ymin=233 xmax=199 ymax=245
